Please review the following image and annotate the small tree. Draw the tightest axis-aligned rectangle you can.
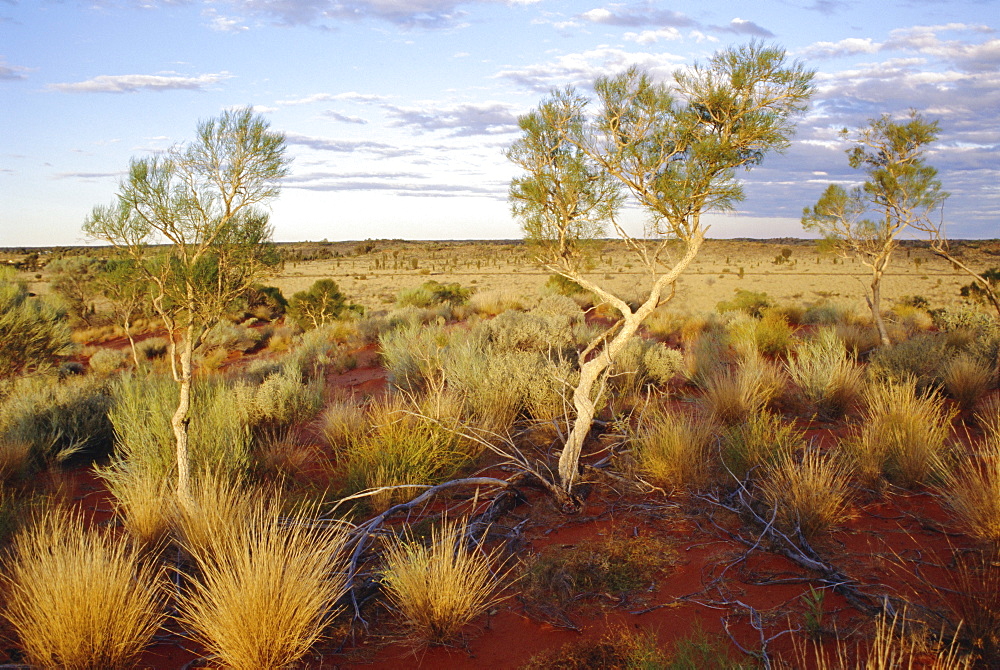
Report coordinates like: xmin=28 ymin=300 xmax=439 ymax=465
xmin=287 ymin=279 xmax=360 ymax=330
xmin=802 ymin=111 xmax=946 ymax=345
xmin=84 ymin=107 xmax=289 ymax=507
xmin=507 ymin=42 xmax=814 ymax=500
xmin=91 ymin=258 xmax=151 ymax=368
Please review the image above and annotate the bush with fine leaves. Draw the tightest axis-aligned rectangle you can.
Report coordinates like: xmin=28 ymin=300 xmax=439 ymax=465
xmin=287 ymin=279 xmax=361 ymax=330
xmin=0 ymin=269 xmax=73 ymax=376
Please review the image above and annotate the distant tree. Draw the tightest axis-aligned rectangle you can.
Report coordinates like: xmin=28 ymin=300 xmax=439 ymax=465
xmin=287 ymin=279 xmax=360 ymax=330
xmin=802 ymin=111 xmax=946 ymax=345
xmin=91 ymin=258 xmax=151 ymax=367
xmin=507 ymin=42 xmax=814 ymax=502
xmin=47 ymin=256 xmax=100 ymax=327
xmin=84 ymin=107 xmax=289 ymax=507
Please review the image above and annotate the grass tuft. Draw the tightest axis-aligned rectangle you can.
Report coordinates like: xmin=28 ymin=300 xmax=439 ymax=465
xmin=380 ymin=517 xmax=507 ymax=645
xmin=2 ymin=508 xmax=164 ymax=670
xmin=631 ymin=406 xmax=714 ymax=492
xmin=177 ymin=493 xmax=349 ymax=668
xmin=759 ymin=448 xmax=854 ymax=538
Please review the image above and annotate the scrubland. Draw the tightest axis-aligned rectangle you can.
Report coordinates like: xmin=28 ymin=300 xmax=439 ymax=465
xmin=0 ymin=238 xmax=998 ymax=669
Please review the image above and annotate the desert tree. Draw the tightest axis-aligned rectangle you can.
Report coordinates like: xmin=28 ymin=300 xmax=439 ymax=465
xmin=802 ymin=110 xmax=946 ymax=345
xmin=84 ymin=107 xmax=289 ymax=507
xmin=507 ymin=42 xmax=814 ymax=499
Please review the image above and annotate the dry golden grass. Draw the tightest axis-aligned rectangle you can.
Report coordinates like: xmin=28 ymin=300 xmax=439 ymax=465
xmin=760 ymin=449 xmax=854 ymax=538
xmin=786 ymin=327 xmax=864 ymax=420
xmin=939 ymin=428 xmax=1000 ymax=547
xmin=173 ymin=470 xmax=259 ymax=559
xmin=177 ymin=496 xmax=350 ymax=669
xmin=789 ymin=610 xmax=971 ymax=669
xmin=2 ymin=508 xmax=164 ymax=670
xmin=976 ymin=394 xmax=1000 ymax=435
xmin=319 ymin=396 xmax=367 ymax=452
xmin=943 ymin=353 xmax=994 ymax=413
xmin=98 ymin=464 xmax=174 ymax=550
xmin=847 ymin=378 xmax=956 ymax=488
xmin=0 ymin=439 xmax=32 ymax=482
xmin=380 ymin=517 xmax=507 ymax=644
xmin=703 ymin=354 xmax=784 ymax=426
xmin=631 ymin=406 xmax=714 ymax=492
xmin=721 ymin=410 xmax=804 ymax=481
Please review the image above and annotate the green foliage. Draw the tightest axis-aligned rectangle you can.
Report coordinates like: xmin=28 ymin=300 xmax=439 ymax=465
xmin=786 ymin=327 xmax=864 ymax=419
xmin=545 ymin=273 xmax=586 ymax=296
xmin=721 ymin=410 xmax=803 ymax=480
xmin=244 ymin=284 xmax=287 ymax=320
xmin=88 ymin=348 xmax=128 ymax=376
xmin=0 ymin=375 xmax=114 ymax=464
xmin=108 ymin=374 xmax=250 ymax=480
xmin=396 ymin=280 xmax=471 ymax=308
xmin=959 ymin=267 xmax=1000 ymax=303
xmin=287 ymin=279 xmax=360 ymax=330
xmin=608 ymin=337 xmax=684 ymax=395
xmin=47 ymin=256 xmax=101 ymax=326
xmin=0 ymin=268 xmax=73 ymax=376
xmin=716 ymin=289 xmax=773 ymax=318
xmin=868 ymin=332 xmax=953 ymax=391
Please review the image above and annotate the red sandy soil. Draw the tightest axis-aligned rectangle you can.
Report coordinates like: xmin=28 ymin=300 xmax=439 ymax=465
xmin=4 ymin=328 xmax=996 ymax=669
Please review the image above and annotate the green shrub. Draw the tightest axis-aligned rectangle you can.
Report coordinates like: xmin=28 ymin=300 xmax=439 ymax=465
xmin=379 ymin=324 xmax=450 ymax=393
xmin=287 ymin=279 xmax=361 ymax=330
xmin=721 ymin=410 xmax=803 ymax=480
xmin=199 ymin=321 xmax=262 ymax=354
xmin=108 ymin=374 xmax=251 ymax=480
xmin=396 ymin=280 xmax=471 ymax=308
xmin=786 ymin=327 xmax=864 ymax=419
xmin=608 ymin=338 xmax=683 ymax=396
xmin=480 ymin=309 xmax=575 ymax=353
xmin=0 ymin=268 xmax=73 ymax=376
xmin=803 ymin=302 xmax=854 ymax=326
xmin=544 ymin=273 xmax=585 ymax=296
xmin=846 ymin=377 xmax=955 ymax=488
xmin=88 ymin=347 xmax=128 ymax=376
xmin=0 ymin=375 xmax=114 ymax=463
xmin=726 ymin=309 xmax=794 ymax=357
xmin=234 ymin=368 xmax=323 ymax=436
xmin=716 ymin=289 xmax=773 ymax=318
xmin=868 ymin=332 xmax=953 ymax=391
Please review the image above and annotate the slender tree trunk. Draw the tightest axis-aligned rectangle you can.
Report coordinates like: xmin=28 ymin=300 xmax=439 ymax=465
xmin=556 ymin=231 xmax=703 ymax=494
xmin=870 ymin=266 xmax=890 ymax=347
xmin=123 ymin=317 xmax=141 ymax=369
xmin=171 ymin=318 xmax=195 ymax=509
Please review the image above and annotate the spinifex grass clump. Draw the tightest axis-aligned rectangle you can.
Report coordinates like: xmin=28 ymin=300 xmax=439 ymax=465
xmin=939 ymin=428 xmax=1000 ymax=547
xmin=344 ymin=397 xmax=477 ymax=511
xmin=630 ymin=406 xmax=714 ymax=493
xmin=785 ymin=327 xmax=864 ymax=419
xmin=98 ymin=463 xmax=174 ymax=550
xmin=759 ymin=449 xmax=854 ymax=538
xmin=380 ymin=518 xmax=507 ymax=645
xmin=942 ymin=353 xmax=993 ymax=414
xmin=2 ymin=509 xmax=164 ymax=670
xmin=702 ymin=354 xmax=785 ymax=426
xmin=720 ymin=410 xmax=803 ymax=481
xmin=846 ymin=377 xmax=955 ymax=488
xmin=177 ymin=490 xmax=349 ymax=669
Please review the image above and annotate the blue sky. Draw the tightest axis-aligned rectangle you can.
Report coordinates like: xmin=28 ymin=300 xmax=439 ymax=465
xmin=1 ymin=0 xmax=997 ymax=246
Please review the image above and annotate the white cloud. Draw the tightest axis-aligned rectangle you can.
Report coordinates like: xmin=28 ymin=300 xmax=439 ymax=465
xmin=0 ymin=58 xmax=32 ymax=81
xmin=624 ymin=27 xmax=681 ymax=44
xmin=276 ymin=91 xmax=385 ymax=106
xmin=494 ymin=46 xmax=685 ymax=91
xmin=382 ymin=100 xmax=520 ymax=136
xmin=49 ymin=71 xmax=233 ymax=93
xmin=801 ymin=37 xmax=882 ymax=59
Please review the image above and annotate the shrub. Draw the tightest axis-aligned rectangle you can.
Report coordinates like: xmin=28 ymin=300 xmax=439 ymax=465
xmin=959 ymin=267 xmax=1000 ymax=304
xmin=727 ymin=310 xmax=794 ymax=357
xmin=178 ymin=491 xmax=349 ymax=668
xmin=835 ymin=322 xmax=882 ymax=358
xmin=631 ymin=407 xmax=713 ymax=492
xmin=759 ymin=449 xmax=854 ymax=538
xmin=0 ymin=375 xmax=114 ymax=463
xmin=319 ymin=397 xmax=367 ymax=452
xmin=135 ymin=336 xmax=169 ymax=361
xmin=98 ymin=463 xmax=174 ymax=550
xmin=544 ymin=273 xmax=585 ymax=296
xmin=846 ymin=377 xmax=955 ymax=487
xmin=88 ymin=347 xmax=128 ymax=376
xmin=396 ymin=280 xmax=471 ymax=308
xmin=381 ymin=518 xmax=506 ymax=644
xmin=344 ymin=399 xmax=476 ymax=511
xmin=786 ymin=327 xmax=864 ymax=419
xmin=0 ymin=268 xmax=73 ymax=375
xmin=109 ymin=374 xmax=250 ymax=481
xmin=379 ymin=323 xmax=450 ymax=393
xmin=199 ymin=321 xmax=262 ymax=354
xmin=720 ymin=410 xmax=803 ymax=481
xmin=522 ymin=627 xmax=668 ymax=669
xmin=2 ymin=509 xmax=164 ymax=670
xmin=468 ymin=288 xmax=527 ymax=316
xmin=287 ymin=279 xmax=362 ymax=330
xmin=608 ymin=338 xmax=684 ymax=397
xmin=533 ymin=294 xmax=585 ymax=324
xmin=683 ymin=328 xmax=731 ymax=388
xmin=716 ymin=289 xmax=772 ymax=318
xmin=868 ymin=332 xmax=953 ymax=391
xmin=803 ymin=302 xmax=854 ymax=326
xmin=479 ymin=309 xmax=576 ymax=353
xmin=236 ymin=368 xmax=323 ymax=436
xmin=522 ymin=535 xmax=676 ymax=609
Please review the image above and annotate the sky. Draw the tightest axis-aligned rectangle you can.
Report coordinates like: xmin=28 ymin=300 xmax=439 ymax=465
xmin=1 ymin=0 xmax=997 ymax=246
